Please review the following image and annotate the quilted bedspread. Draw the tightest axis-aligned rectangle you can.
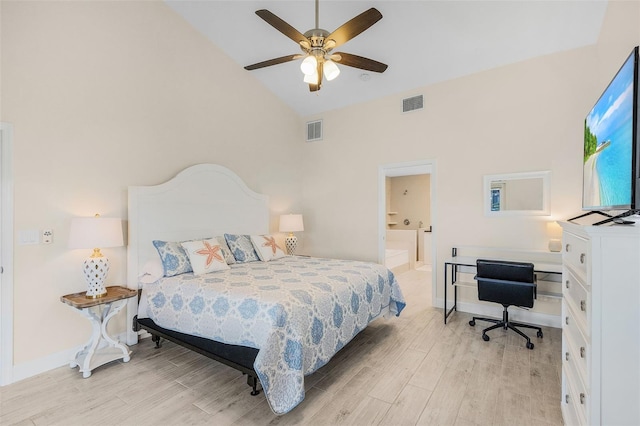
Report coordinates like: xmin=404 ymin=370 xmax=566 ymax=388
xmin=142 ymin=256 xmax=406 ymax=414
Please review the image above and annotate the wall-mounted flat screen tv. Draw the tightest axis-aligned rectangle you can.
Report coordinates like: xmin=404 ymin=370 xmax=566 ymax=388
xmin=582 ymin=46 xmax=639 ymax=212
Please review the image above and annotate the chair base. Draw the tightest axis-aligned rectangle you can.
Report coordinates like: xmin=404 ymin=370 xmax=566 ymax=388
xmin=469 ymin=306 xmax=543 ymax=350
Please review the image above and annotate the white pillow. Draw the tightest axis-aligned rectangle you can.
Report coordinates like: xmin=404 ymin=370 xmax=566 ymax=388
xmin=180 ymin=239 xmax=230 ymax=275
xmin=251 ymin=234 xmax=286 ymax=262
xmin=138 ymin=258 xmax=164 ymax=284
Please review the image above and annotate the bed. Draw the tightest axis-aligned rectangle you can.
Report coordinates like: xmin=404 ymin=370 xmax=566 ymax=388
xmin=126 ymin=164 xmax=406 ymax=415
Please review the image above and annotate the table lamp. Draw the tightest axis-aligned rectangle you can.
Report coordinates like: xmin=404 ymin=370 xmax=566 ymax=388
xmin=68 ymin=214 xmax=124 ymax=298
xmin=546 ymin=221 xmax=563 ymax=252
xmin=279 ymin=214 xmax=304 ymax=255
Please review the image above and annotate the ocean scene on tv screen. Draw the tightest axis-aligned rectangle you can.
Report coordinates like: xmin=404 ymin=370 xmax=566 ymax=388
xmin=583 ymin=53 xmax=634 ymax=209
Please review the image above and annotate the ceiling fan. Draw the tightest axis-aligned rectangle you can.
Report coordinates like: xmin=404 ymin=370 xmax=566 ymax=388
xmin=244 ymin=0 xmax=388 ymax=92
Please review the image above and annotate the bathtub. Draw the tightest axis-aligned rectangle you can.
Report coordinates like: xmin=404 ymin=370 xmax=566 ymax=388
xmin=385 ymin=230 xmax=417 ymax=273
xmin=385 ymin=248 xmax=410 ymax=273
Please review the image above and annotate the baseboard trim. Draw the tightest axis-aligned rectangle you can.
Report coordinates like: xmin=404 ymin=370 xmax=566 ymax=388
xmin=10 ymin=348 xmax=75 ymax=384
xmin=434 ymin=297 xmax=561 ymax=328
xmin=5 ymin=331 xmax=134 ymax=386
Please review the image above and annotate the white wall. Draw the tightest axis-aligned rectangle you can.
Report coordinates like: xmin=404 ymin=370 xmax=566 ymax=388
xmin=1 ymin=1 xmax=303 ymax=370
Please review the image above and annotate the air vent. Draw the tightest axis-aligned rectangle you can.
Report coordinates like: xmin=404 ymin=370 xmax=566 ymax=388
xmin=402 ymin=95 xmax=424 ymax=113
xmin=306 ymin=119 xmax=323 ymax=142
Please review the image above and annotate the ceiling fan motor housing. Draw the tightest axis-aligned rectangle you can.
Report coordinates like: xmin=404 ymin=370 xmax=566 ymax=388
xmin=303 ymin=29 xmax=330 ymax=47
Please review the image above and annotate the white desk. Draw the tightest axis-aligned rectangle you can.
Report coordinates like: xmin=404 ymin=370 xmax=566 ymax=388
xmin=443 ymin=255 xmax=562 ymax=324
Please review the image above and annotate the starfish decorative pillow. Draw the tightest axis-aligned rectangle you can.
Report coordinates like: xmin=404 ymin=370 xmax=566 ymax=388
xmin=251 ymin=234 xmax=286 ymax=262
xmin=181 ymin=239 xmax=230 ymax=275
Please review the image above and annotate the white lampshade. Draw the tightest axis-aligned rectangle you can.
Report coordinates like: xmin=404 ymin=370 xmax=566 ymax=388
xmin=69 ymin=215 xmax=123 ymax=298
xmin=279 ymin=214 xmax=304 ymax=233
xmin=303 ymin=72 xmax=319 ymax=85
xmin=300 ymin=55 xmax=317 ymax=75
xmin=546 ymin=221 xmax=562 ymax=238
xmin=324 ymin=60 xmax=340 ymax=81
xmin=69 ymin=216 xmax=124 ymax=249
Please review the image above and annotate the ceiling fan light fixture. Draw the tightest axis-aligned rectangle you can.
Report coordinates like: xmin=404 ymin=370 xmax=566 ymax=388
xmin=300 ymin=56 xmax=317 ymax=75
xmin=324 ymin=59 xmax=340 ymax=81
xmin=303 ymin=71 xmax=319 ymax=85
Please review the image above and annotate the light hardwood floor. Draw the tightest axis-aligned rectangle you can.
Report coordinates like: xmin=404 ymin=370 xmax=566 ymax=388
xmin=0 ymin=269 xmax=563 ymax=425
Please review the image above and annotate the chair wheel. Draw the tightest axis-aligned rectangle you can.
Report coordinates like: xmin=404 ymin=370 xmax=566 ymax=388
xmin=526 ymin=342 xmax=534 ymax=350
xmin=482 ymin=334 xmax=490 ymax=341
xmin=537 ymin=330 xmax=543 ymax=338
xmin=469 ymin=320 xmax=475 ymax=327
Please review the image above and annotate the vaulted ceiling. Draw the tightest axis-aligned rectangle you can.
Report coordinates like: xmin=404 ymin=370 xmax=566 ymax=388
xmin=166 ymin=1 xmax=608 ymax=116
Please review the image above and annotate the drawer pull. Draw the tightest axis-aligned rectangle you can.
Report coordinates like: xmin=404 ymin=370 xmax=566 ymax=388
xmin=580 ymin=347 xmax=586 ymax=358
xmin=565 ymin=352 xmax=570 ymax=361
xmin=580 ymin=393 xmax=585 ymax=404
xmin=565 ymin=394 xmax=570 ymax=404
xmin=580 ymin=253 xmax=586 ymax=264
xmin=565 ymin=244 xmax=571 ymax=252
xmin=565 ymin=316 xmax=569 ymax=325
xmin=565 ymin=280 xmax=570 ymax=289
xmin=580 ymin=300 xmax=586 ymax=311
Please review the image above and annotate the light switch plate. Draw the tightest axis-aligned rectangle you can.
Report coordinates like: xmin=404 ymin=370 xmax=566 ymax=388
xmin=18 ymin=230 xmax=39 ymax=245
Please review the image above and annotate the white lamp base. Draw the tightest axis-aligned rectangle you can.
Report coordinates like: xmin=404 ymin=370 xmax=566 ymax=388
xmin=83 ymin=256 xmax=109 ymax=298
xmin=285 ymin=235 xmax=298 ymax=255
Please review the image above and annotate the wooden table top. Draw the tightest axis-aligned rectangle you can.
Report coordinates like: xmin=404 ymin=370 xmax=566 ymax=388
xmin=60 ymin=286 xmax=137 ymax=309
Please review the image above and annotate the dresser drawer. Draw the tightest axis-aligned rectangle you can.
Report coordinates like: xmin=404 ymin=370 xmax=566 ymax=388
xmin=562 ymin=300 xmax=589 ymax=352
xmin=561 ymin=375 xmax=582 ymax=426
xmin=563 ymin=268 xmax=589 ymax=333
xmin=563 ymin=368 xmax=589 ymax=426
xmin=563 ymin=301 xmax=589 ymax=383
xmin=562 ymin=232 xmax=588 ymax=280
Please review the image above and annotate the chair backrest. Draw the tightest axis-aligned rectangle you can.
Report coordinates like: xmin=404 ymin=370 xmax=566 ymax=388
xmin=476 ymin=259 xmax=535 ymax=283
xmin=475 ymin=259 xmax=536 ymax=307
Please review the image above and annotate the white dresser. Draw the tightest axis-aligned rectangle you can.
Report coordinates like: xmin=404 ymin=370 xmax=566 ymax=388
xmin=559 ymin=221 xmax=640 ymax=426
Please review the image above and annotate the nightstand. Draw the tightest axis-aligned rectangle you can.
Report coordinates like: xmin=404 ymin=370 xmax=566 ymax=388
xmin=61 ymin=285 xmax=137 ymax=378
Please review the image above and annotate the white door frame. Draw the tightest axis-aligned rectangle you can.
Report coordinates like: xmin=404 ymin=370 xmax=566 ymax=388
xmin=1 ymin=123 xmax=14 ymax=386
xmin=378 ymin=159 xmax=437 ymax=304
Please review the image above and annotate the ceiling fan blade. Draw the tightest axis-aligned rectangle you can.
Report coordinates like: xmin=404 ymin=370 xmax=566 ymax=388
xmin=244 ymin=54 xmax=301 ymax=71
xmin=255 ymin=9 xmax=308 ymax=45
xmin=325 ymin=8 xmax=382 ymax=49
xmin=333 ymin=52 xmax=388 ymax=73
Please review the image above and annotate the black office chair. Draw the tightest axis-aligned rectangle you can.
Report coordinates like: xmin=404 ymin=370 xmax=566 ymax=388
xmin=469 ymin=259 xmax=543 ymax=349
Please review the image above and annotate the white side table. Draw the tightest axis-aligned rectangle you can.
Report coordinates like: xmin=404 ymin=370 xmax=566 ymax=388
xmin=61 ymin=286 xmax=137 ymax=378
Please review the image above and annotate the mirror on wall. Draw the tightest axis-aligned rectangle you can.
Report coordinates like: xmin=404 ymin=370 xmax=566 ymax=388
xmin=483 ymin=171 xmax=550 ymax=216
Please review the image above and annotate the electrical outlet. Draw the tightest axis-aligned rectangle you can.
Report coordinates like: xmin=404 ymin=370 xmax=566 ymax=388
xmin=42 ymin=229 xmax=53 ymax=244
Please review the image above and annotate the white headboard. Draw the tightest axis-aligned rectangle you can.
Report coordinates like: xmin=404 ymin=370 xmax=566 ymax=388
xmin=127 ymin=164 xmax=269 ymax=286
xmin=126 ymin=164 xmax=269 ymax=343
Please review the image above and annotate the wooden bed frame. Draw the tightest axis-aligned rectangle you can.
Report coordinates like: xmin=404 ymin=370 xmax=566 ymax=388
xmin=125 ymin=164 xmax=270 ymax=394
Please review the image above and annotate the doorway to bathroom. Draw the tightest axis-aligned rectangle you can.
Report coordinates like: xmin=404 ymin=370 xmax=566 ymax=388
xmin=378 ymin=160 xmax=436 ymax=305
